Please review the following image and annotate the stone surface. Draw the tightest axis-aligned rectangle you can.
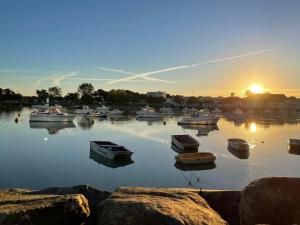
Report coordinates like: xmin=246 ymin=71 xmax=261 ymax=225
xmin=240 ymin=177 xmax=300 ymax=225
xmin=200 ymin=190 xmax=241 ymax=225
xmin=0 ymin=188 xmax=90 ymax=225
xmin=33 ymin=185 xmax=110 ymax=213
xmin=98 ymin=187 xmax=228 ymax=225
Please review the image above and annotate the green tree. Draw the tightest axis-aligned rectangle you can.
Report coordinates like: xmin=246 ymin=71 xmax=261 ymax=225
xmin=64 ymin=92 xmax=79 ymax=102
xmin=36 ymin=89 xmax=49 ymax=103
xmin=48 ymin=86 xmax=62 ymax=97
xmin=77 ymin=83 xmax=94 ymax=96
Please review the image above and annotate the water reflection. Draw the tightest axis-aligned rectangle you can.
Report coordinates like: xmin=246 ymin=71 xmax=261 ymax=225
xmin=89 ymin=149 xmax=134 ymax=168
xmin=227 ymin=146 xmax=250 ymax=159
xmin=175 ymin=162 xmax=216 ymax=171
xmin=77 ymin=117 xmax=94 ymax=130
xmin=136 ymin=117 xmax=163 ymax=125
xmin=179 ymin=124 xmax=219 ymax=137
xmin=288 ymin=146 xmax=300 ymax=155
xmin=29 ymin=121 xmax=76 ymax=135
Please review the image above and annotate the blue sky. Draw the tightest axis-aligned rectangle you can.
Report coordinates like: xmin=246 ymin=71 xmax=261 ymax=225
xmin=0 ymin=0 xmax=300 ymax=96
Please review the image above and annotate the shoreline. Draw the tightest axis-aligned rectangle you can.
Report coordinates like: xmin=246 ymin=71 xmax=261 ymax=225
xmin=0 ymin=177 xmax=299 ymax=225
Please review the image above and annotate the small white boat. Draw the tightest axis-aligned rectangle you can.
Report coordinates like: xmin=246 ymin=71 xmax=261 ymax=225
xmin=288 ymin=139 xmax=300 ymax=147
xmin=90 ymin=141 xmax=133 ymax=160
xmin=175 ymin=152 xmax=216 ymax=165
xmin=136 ymin=106 xmax=162 ymax=119
xmin=30 ymin=107 xmax=75 ymax=122
xmin=75 ymin=105 xmax=93 ymax=115
xmin=228 ymin=138 xmax=250 ymax=151
xmin=108 ymin=109 xmax=124 ymax=116
xmin=178 ymin=109 xmax=219 ymax=125
xmin=171 ymin=135 xmax=199 ymax=150
xmin=96 ymin=105 xmax=110 ymax=114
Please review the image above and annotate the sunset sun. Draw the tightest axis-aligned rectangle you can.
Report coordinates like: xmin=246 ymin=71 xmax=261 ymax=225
xmin=249 ymin=84 xmax=264 ymax=94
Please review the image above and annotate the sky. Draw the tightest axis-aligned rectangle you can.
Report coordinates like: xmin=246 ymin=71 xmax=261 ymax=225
xmin=0 ymin=0 xmax=300 ymax=97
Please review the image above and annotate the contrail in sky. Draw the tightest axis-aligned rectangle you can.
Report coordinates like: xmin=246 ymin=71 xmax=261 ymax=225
xmin=53 ymin=72 xmax=78 ymax=86
xmin=98 ymin=67 xmax=180 ymax=84
xmin=36 ymin=74 xmax=61 ymax=86
xmin=101 ymin=48 xmax=275 ymax=85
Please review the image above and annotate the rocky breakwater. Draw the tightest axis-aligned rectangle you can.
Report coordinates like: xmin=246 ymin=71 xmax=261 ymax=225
xmin=0 ymin=188 xmax=90 ymax=225
xmin=98 ymin=187 xmax=228 ymax=225
xmin=239 ymin=177 xmax=300 ymax=225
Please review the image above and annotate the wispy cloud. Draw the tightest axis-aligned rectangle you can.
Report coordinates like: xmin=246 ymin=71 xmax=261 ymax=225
xmin=36 ymin=74 xmax=61 ymax=86
xmin=101 ymin=48 xmax=275 ymax=85
xmin=53 ymin=72 xmax=78 ymax=86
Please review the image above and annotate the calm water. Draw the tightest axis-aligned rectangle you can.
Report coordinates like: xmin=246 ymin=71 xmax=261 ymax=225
xmin=0 ymin=108 xmax=299 ymax=192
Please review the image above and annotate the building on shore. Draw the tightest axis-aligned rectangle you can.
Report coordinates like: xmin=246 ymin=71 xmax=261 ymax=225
xmin=147 ymin=91 xmax=167 ymax=99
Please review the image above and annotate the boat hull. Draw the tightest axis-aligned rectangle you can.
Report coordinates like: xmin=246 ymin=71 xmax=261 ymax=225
xmin=171 ymin=135 xmax=199 ymax=150
xmin=227 ymin=139 xmax=250 ymax=151
xmin=90 ymin=141 xmax=133 ymax=160
xmin=175 ymin=152 xmax=216 ymax=165
xmin=29 ymin=114 xmax=75 ymax=122
xmin=178 ymin=118 xmax=219 ymax=125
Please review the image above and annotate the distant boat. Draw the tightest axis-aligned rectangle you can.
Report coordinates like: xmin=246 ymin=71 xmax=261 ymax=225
xmin=159 ymin=107 xmax=174 ymax=115
xmin=108 ymin=109 xmax=124 ymax=116
xmin=182 ymin=107 xmax=197 ymax=114
xmin=87 ymin=111 xmax=108 ymax=118
xmin=227 ymin=138 xmax=250 ymax=151
xmin=178 ymin=109 xmax=219 ymax=125
xmin=75 ymin=105 xmax=93 ymax=115
xmin=30 ymin=106 xmax=75 ymax=122
xmin=95 ymin=105 xmax=110 ymax=114
xmin=90 ymin=141 xmax=133 ymax=160
xmin=136 ymin=106 xmax=162 ymax=119
xmin=175 ymin=152 xmax=216 ymax=165
xmin=171 ymin=135 xmax=199 ymax=150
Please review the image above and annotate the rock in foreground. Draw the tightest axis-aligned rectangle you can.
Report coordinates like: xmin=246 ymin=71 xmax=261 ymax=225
xmin=98 ymin=187 xmax=228 ymax=225
xmin=240 ymin=177 xmax=300 ymax=225
xmin=0 ymin=189 xmax=90 ymax=225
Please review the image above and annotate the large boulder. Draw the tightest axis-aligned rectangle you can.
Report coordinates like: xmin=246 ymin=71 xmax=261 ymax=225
xmin=200 ymin=190 xmax=241 ymax=225
xmin=33 ymin=185 xmax=111 ymax=224
xmin=240 ymin=177 xmax=300 ymax=225
xmin=0 ymin=188 xmax=90 ymax=225
xmin=98 ymin=187 xmax=228 ymax=225
xmin=33 ymin=185 xmax=111 ymax=213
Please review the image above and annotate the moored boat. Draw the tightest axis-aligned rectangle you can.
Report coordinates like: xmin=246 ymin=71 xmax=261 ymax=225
xmin=90 ymin=141 xmax=133 ymax=160
xmin=87 ymin=111 xmax=108 ymax=118
xmin=30 ymin=106 xmax=75 ymax=122
xmin=175 ymin=152 xmax=216 ymax=165
xmin=178 ymin=109 xmax=219 ymax=125
xmin=171 ymin=134 xmax=199 ymax=150
xmin=227 ymin=138 xmax=250 ymax=151
xmin=108 ymin=109 xmax=124 ymax=116
xmin=288 ymin=139 xmax=300 ymax=147
xmin=136 ymin=106 xmax=162 ymax=119
xmin=75 ymin=105 xmax=93 ymax=115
